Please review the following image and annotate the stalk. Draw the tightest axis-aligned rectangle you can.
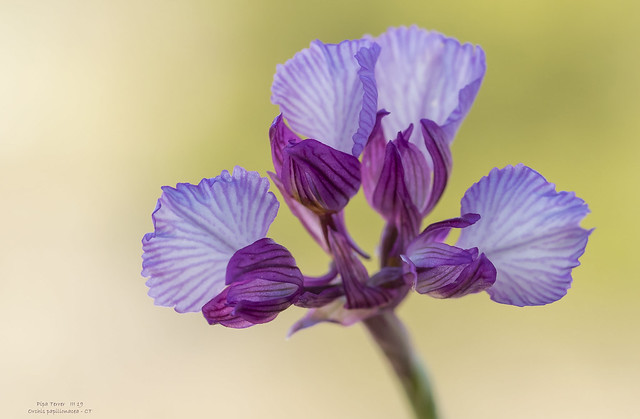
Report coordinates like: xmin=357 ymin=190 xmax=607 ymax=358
xmin=363 ymin=310 xmax=438 ymax=419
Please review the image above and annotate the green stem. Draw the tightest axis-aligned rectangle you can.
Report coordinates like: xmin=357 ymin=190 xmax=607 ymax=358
xmin=363 ymin=311 xmax=438 ymax=419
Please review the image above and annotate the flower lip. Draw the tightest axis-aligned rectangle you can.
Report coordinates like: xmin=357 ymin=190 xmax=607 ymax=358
xmin=456 ymin=164 xmax=592 ymax=306
xmin=142 ymin=167 xmax=279 ymax=313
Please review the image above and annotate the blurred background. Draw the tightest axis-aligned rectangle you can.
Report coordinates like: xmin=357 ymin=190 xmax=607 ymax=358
xmin=1 ymin=0 xmax=638 ymax=418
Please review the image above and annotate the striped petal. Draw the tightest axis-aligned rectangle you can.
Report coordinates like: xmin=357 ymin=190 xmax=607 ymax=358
xmin=142 ymin=167 xmax=279 ymax=313
xmin=281 ymin=139 xmax=361 ymax=214
xmin=457 ymin=164 xmax=591 ymax=306
xmin=203 ymin=238 xmax=303 ymax=327
xmin=372 ymin=26 xmax=486 ymax=145
xmin=271 ymin=39 xmax=379 ymax=155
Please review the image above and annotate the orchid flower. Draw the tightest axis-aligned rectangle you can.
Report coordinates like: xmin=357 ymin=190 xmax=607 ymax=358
xmin=141 ymin=26 xmax=591 ymax=419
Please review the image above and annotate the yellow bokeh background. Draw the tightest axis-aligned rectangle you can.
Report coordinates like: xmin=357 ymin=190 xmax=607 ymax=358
xmin=1 ymin=1 xmax=638 ymax=418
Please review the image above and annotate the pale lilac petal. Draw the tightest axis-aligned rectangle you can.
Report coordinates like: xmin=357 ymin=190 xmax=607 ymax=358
xmin=372 ymin=26 xmax=486 ymax=144
xmin=142 ymin=167 xmax=279 ymax=313
xmin=457 ymin=164 xmax=591 ymax=306
xmin=272 ymin=40 xmax=379 ymax=154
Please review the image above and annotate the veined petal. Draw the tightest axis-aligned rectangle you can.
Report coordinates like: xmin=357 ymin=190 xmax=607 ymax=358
xmin=352 ymin=44 xmax=380 ymax=157
xmin=421 ymin=119 xmax=452 ymax=215
xmin=403 ymin=232 xmax=495 ymax=298
xmin=268 ymin=172 xmax=329 ymax=253
xmin=457 ymin=164 xmax=592 ymax=306
xmin=272 ymin=40 xmax=379 ymax=155
xmin=395 ymin=130 xmax=431 ymax=214
xmin=203 ymin=238 xmax=303 ymax=327
xmin=142 ymin=167 xmax=279 ymax=313
xmin=226 ymin=238 xmax=303 ymax=286
xmin=269 ymin=114 xmax=302 ymax=179
xmin=372 ymin=26 xmax=486 ymax=145
xmin=361 ymin=110 xmax=390 ymax=207
xmin=328 ymin=227 xmax=391 ymax=309
xmin=405 ymin=242 xmax=474 ymax=268
xmin=409 ymin=253 xmax=496 ymax=298
xmin=371 ymin=140 xmax=422 ymax=262
xmin=296 ymin=285 xmax=344 ymax=308
xmin=197 ymin=288 xmax=254 ymax=329
xmin=409 ymin=213 xmax=480 ymax=250
xmin=281 ymin=139 xmax=361 ymax=214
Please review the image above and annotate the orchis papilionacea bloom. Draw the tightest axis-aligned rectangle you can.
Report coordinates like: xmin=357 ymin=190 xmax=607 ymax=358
xmin=142 ymin=26 xmax=590 ymax=330
xmin=142 ymin=28 xmax=591 ymax=417
xmin=142 ymin=26 xmax=590 ymax=418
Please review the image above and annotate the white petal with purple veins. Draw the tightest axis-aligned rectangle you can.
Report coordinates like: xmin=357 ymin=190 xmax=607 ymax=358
xmin=142 ymin=167 xmax=279 ymax=313
xmin=272 ymin=39 xmax=378 ymax=154
xmin=457 ymin=164 xmax=591 ymax=306
xmin=372 ymin=26 xmax=486 ymax=145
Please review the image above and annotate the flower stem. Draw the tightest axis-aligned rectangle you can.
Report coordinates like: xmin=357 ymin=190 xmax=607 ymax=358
xmin=363 ymin=311 xmax=438 ymax=419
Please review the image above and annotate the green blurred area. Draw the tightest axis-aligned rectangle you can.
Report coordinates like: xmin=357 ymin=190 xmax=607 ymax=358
xmin=0 ymin=1 xmax=638 ymax=418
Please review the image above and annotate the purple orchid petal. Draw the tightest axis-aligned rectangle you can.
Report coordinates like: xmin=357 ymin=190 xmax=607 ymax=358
xmin=198 ymin=288 xmax=254 ymax=329
xmin=352 ymin=44 xmax=380 ymax=157
xmin=409 ymin=213 xmax=480 ymax=250
xmin=332 ymin=211 xmax=370 ymax=258
xmin=203 ymin=238 xmax=303 ymax=327
xmin=371 ymin=141 xmax=411 ymax=219
xmin=395 ymin=130 xmax=432 ymax=214
xmin=421 ymin=119 xmax=452 ymax=215
xmin=403 ymin=243 xmax=496 ymax=298
xmin=281 ymin=139 xmax=361 ymax=214
xmin=372 ymin=26 xmax=486 ymax=145
xmin=457 ymin=164 xmax=592 ymax=306
xmin=303 ymin=263 xmax=338 ymax=287
xmin=225 ymin=238 xmax=303 ymax=286
xmin=405 ymin=242 xmax=475 ymax=268
xmin=296 ymin=285 xmax=344 ymax=308
xmin=370 ymin=139 xmax=423 ymax=261
xmin=227 ymin=279 xmax=300 ymax=323
xmin=289 ymin=268 xmax=408 ymax=336
xmin=272 ymin=40 xmax=379 ymax=155
xmin=268 ymin=172 xmax=329 ymax=253
xmin=361 ymin=110 xmax=390 ymax=209
xmin=142 ymin=167 xmax=279 ymax=313
xmin=288 ymin=298 xmax=380 ymax=337
xmin=327 ymin=227 xmax=391 ymax=309
xmin=269 ymin=114 xmax=302 ymax=179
